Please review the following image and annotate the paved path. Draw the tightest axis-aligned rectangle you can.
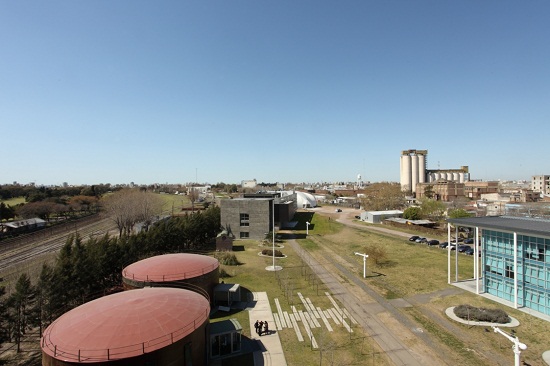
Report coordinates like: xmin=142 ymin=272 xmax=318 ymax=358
xmin=247 ymin=292 xmax=287 ymax=366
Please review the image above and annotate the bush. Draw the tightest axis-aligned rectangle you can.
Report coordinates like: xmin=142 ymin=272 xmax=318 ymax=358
xmin=215 ymin=252 xmax=241 ymax=266
xmin=454 ymin=304 xmax=511 ymax=324
xmin=261 ymin=249 xmax=284 ymax=257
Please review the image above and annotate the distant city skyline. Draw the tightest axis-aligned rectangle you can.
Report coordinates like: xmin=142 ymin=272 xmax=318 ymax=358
xmin=2 ymin=2 xmax=549 ymax=186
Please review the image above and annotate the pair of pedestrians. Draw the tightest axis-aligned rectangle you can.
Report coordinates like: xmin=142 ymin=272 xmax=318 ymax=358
xmin=254 ymin=320 xmax=269 ymax=336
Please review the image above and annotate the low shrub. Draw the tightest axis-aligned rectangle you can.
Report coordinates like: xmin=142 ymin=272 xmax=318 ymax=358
xmin=215 ymin=252 xmax=241 ymax=266
xmin=261 ymin=249 xmax=284 ymax=257
xmin=454 ymin=304 xmax=511 ymax=324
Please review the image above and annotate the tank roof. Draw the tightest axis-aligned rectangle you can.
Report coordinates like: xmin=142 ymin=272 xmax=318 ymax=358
xmin=122 ymin=253 xmax=219 ymax=282
xmin=41 ymin=287 xmax=209 ymax=363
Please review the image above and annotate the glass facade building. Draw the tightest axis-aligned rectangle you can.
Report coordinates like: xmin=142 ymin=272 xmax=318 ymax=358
xmin=448 ymin=216 xmax=550 ymax=316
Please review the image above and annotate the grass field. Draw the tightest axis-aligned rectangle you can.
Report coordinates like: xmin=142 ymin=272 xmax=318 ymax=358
xmin=0 ymin=196 xmax=26 ymax=207
xmin=212 ymin=209 xmax=550 ymax=365
xmin=212 ymin=237 xmax=387 ymax=366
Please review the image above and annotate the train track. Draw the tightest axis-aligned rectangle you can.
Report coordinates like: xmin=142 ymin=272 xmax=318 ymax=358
xmin=0 ymin=216 xmax=118 ymax=282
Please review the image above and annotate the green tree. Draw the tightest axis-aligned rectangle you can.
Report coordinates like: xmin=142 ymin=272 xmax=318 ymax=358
xmin=0 ymin=202 xmax=16 ymax=221
xmin=7 ymin=273 xmax=36 ymax=352
xmin=0 ymin=281 xmax=9 ymax=343
xmin=403 ymin=206 xmax=422 ymax=220
xmin=360 ymin=182 xmax=405 ymax=211
xmin=419 ymin=199 xmax=446 ymax=221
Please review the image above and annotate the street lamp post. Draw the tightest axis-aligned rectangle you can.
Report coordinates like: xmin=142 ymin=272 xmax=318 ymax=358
xmin=492 ymin=326 xmax=527 ymax=366
xmin=266 ymin=197 xmax=282 ymax=272
xmin=354 ymin=252 xmax=368 ymax=278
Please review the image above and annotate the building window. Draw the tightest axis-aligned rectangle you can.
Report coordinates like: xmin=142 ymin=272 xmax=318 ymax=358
xmin=240 ymin=232 xmax=249 ymax=239
xmin=505 ymin=265 xmax=514 ymax=279
xmin=240 ymin=213 xmax=249 ymax=227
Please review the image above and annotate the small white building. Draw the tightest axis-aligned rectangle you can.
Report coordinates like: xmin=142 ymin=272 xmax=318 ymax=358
xmin=360 ymin=210 xmax=403 ymax=224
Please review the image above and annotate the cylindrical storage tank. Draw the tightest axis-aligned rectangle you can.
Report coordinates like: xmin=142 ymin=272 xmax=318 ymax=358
xmin=453 ymin=172 xmax=459 ymax=182
xmin=122 ymin=254 xmax=219 ymax=302
xmin=434 ymin=172 xmax=440 ymax=181
xmin=428 ymin=173 xmax=435 ymax=182
xmin=41 ymin=287 xmax=210 ymax=366
xmin=411 ymin=154 xmax=419 ymax=193
xmin=459 ymin=173 xmax=465 ymax=183
xmin=401 ymin=155 xmax=412 ymax=191
xmin=418 ymin=154 xmax=426 ymax=183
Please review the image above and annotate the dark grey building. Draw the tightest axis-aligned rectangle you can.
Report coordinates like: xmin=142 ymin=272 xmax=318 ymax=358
xmin=220 ymin=193 xmax=297 ymax=240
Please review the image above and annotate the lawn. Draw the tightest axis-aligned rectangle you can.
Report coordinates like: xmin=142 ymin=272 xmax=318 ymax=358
xmin=0 ymin=196 xmax=26 ymax=207
xmin=214 ymin=237 xmax=388 ymax=366
xmin=294 ymin=211 xmax=550 ymax=366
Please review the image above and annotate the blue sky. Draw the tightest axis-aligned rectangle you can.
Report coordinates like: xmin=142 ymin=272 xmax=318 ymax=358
xmin=1 ymin=1 xmax=549 ymax=186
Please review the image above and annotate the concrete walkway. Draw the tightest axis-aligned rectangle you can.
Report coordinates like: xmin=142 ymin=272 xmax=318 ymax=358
xmin=248 ymin=292 xmax=288 ymax=366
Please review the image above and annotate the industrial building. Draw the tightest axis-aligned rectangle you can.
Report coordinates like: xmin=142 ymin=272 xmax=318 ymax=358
xmin=447 ymin=216 xmax=550 ymax=317
xmin=41 ymin=287 xmax=210 ymax=365
xmin=400 ymin=149 xmax=469 ymax=193
xmin=122 ymin=253 xmax=219 ymax=301
xmin=360 ymin=210 xmax=403 ymax=224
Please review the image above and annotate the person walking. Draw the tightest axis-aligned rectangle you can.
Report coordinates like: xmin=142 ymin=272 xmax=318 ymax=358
xmin=263 ymin=321 xmax=269 ymax=336
xmin=254 ymin=320 xmax=259 ymax=335
xmin=258 ymin=321 xmax=264 ymax=336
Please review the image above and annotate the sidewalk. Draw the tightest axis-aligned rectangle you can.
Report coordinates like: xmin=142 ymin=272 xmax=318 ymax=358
xmin=247 ymin=292 xmax=288 ymax=366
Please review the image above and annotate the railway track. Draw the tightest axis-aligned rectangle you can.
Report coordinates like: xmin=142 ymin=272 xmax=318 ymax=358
xmin=0 ymin=216 xmax=118 ymax=283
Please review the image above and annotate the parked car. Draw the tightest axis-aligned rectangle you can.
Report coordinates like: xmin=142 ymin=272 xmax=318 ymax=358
xmin=457 ymin=245 xmax=471 ymax=253
xmin=464 ymin=247 xmax=475 ymax=255
xmin=427 ymin=239 xmax=440 ymax=246
xmin=335 ymin=209 xmax=342 ymax=212
xmin=439 ymin=241 xmax=448 ymax=248
xmin=409 ymin=235 xmax=420 ymax=241
xmin=419 ymin=238 xmax=428 ymax=243
xmin=463 ymin=238 xmax=474 ymax=244
xmin=415 ymin=237 xmax=426 ymax=243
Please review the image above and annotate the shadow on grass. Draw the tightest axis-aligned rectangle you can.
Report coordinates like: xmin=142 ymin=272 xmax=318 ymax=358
xmin=289 ymin=211 xmax=315 ymax=230
xmin=232 ymin=245 xmax=245 ymax=251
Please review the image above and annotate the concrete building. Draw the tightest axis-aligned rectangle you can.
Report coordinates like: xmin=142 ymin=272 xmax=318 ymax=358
xmin=532 ymin=175 xmax=550 ymax=195
xmin=447 ymin=216 xmax=550 ymax=318
xmin=464 ymin=181 xmax=499 ymax=200
xmin=241 ymin=179 xmax=257 ymax=189
xmin=416 ymin=180 xmax=465 ymax=201
xmin=400 ymin=149 xmax=469 ymax=193
xmin=360 ymin=210 xmax=403 ymax=224
xmin=220 ymin=193 xmax=297 ymax=240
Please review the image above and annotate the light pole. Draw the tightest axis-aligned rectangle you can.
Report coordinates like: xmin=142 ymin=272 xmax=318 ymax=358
xmin=492 ymin=326 xmax=527 ymax=366
xmin=354 ymin=252 xmax=368 ymax=278
xmin=306 ymin=221 xmax=310 ymax=235
xmin=266 ymin=197 xmax=282 ymax=271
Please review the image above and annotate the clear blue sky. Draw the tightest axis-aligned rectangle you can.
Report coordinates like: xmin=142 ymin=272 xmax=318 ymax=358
xmin=2 ymin=1 xmax=549 ymax=186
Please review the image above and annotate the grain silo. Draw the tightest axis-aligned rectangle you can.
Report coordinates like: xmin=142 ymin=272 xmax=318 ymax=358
xmin=122 ymin=253 xmax=219 ymax=301
xmin=41 ymin=287 xmax=210 ymax=366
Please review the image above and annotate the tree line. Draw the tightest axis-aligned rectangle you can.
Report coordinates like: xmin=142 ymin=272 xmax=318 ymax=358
xmin=0 ymin=205 xmax=221 ymax=352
